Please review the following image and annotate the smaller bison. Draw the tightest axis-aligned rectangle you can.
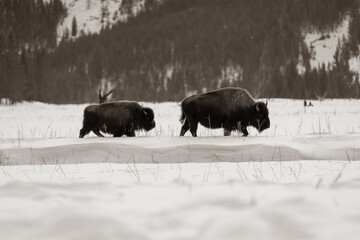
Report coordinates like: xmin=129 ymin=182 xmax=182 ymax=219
xmin=179 ymin=87 xmax=270 ymax=137
xmin=79 ymin=101 xmax=155 ymax=138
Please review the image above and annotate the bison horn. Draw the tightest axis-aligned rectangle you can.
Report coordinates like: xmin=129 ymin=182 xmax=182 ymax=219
xmin=265 ymin=100 xmax=268 ymax=106
xmin=143 ymin=109 xmax=148 ymax=115
xmin=256 ymin=103 xmax=259 ymax=112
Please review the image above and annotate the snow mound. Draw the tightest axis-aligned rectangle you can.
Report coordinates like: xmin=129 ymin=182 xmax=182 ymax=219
xmin=1 ymin=135 xmax=359 ymax=165
xmin=1 ymin=162 xmax=360 ymax=240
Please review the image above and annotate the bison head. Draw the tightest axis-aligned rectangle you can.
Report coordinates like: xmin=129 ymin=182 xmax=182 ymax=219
xmin=142 ymin=107 xmax=156 ymax=131
xmin=250 ymin=101 xmax=270 ymax=133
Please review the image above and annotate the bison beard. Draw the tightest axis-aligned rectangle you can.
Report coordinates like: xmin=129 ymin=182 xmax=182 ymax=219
xmin=79 ymin=101 xmax=155 ymax=138
xmin=179 ymin=87 xmax=270 ymax=137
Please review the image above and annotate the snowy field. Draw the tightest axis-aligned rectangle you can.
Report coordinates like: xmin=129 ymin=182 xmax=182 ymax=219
xmin=1 ymin=99 xmax=360 ymax=240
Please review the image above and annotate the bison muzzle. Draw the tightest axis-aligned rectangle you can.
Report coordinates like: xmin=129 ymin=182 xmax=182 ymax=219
xmin=179 ymin=87 xmax=270 ymax=137
xmin=79 ymin=101 xmax=155 ymax=138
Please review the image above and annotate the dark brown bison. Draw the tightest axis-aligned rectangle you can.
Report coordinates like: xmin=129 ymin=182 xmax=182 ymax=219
xmin=179 ymin=87 xmax=270 ymax=137
xmin=79 ymin=101 xmax=155 ymax=138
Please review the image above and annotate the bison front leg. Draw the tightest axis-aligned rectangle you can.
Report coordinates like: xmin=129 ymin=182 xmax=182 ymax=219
xmin=113 ymin=131 xmax=123 ymax=137
xmin=79 ymin=128 xmax=90 ymax=138
xmin=236 ymin=122 xmax=248 ymax=137
xmin=241 ymin=126 xmax=249 ymax=137
xmin=224 ymin=129 xmax=232 ymax=136
xmin=125 ymin=130 xmax=135 ymax=137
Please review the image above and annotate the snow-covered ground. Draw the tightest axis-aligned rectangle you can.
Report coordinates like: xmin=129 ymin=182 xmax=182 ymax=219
xmin=1 ymin=99 xmax=360 ymax=240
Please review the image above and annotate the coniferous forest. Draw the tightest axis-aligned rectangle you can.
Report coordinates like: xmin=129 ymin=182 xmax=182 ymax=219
xmin=1 ymin=0 xmax=360 ymax=103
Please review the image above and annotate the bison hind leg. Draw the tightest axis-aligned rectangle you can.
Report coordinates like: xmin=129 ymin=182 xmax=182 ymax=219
xmin=113 ymin=131 xmax=124 ymax=137
xmin=190 ymin=125 xmax=198 ymax=137
xmin=180 ymin=112 xmax=198 ymax=137
xmin=92 ymin=129 xmax=105 ymax=137
xmin=79 ymin=128 xmax=90 ymax=138
xmin=188 ymin=119 xmax=198 ymax=137
xmin=180 ymin=119 xmax=190 ymax=136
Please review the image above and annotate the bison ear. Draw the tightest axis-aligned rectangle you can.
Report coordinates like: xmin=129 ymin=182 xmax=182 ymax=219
xmin=256 ymin=103 xmax=260 ymax=112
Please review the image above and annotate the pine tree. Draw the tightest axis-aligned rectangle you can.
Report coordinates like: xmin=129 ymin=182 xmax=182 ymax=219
xmin=71 ymin=16 xmax=77 ymax=37
xmin=119 ymin=0 xmax=133 ymax=18
xmin=145 ymin=0 xmax=159 ymax=13
xmin=101 ymin=0 xmax=110 ymax=28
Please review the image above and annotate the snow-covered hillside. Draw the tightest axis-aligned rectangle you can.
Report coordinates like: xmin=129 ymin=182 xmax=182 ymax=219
xmin=55 ymin=1 xmax=360 ymax=74
xmin=303 ymin=16 xmax=360 ymax=73
xmin=304 ymin=17 xmax=349 ymax=69
xmin=1 ymin=100 xmax=360 ymax=239
xmin=56 ymin=0 xmax=144 ymax=41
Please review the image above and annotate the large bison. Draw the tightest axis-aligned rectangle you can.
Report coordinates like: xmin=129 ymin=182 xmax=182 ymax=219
xmin=179 ymin=87 xmax=270 ymax=137
xmin=79 ymin=101 xmax=155 ymax=138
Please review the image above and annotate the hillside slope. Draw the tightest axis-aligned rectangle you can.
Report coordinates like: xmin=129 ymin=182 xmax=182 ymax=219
xmin=1 ymin=0 xmax=359 ymax=103
xmin=56 ymin=0 xmax=145 ymax=41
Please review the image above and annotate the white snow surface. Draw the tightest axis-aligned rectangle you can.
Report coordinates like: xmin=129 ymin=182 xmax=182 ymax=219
xmin=1 ymin=99 xmax=360 ymax=240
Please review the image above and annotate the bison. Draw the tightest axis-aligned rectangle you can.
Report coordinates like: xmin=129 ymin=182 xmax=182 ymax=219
xmin=179 ymin=87 xmax=270 ymax=137
xmin=79 ymin=101 xmax=155 ymax=138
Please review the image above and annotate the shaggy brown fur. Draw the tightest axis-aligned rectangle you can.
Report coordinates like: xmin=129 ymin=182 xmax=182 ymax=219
xmin=179 ymin=87 xmax=270 ymax=137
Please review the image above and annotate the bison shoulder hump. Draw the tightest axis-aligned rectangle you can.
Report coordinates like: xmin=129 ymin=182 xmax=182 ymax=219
xmin=231 ymin=88 xmax=256 ymax=107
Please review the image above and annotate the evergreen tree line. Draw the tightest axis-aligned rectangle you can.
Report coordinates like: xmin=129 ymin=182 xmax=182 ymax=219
xmin=1 ymin=0 xmax=360 ymax=104
xmin=0 ymin=0 xmax=66 ymax=103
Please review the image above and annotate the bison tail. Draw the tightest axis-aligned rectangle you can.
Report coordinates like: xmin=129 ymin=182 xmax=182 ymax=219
xmin=179 ymin=109 xmax=186 ymax=125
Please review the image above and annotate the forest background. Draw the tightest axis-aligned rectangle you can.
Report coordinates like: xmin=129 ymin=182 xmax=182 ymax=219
xmin=1 ymin=0 xmax=360 ymax=103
